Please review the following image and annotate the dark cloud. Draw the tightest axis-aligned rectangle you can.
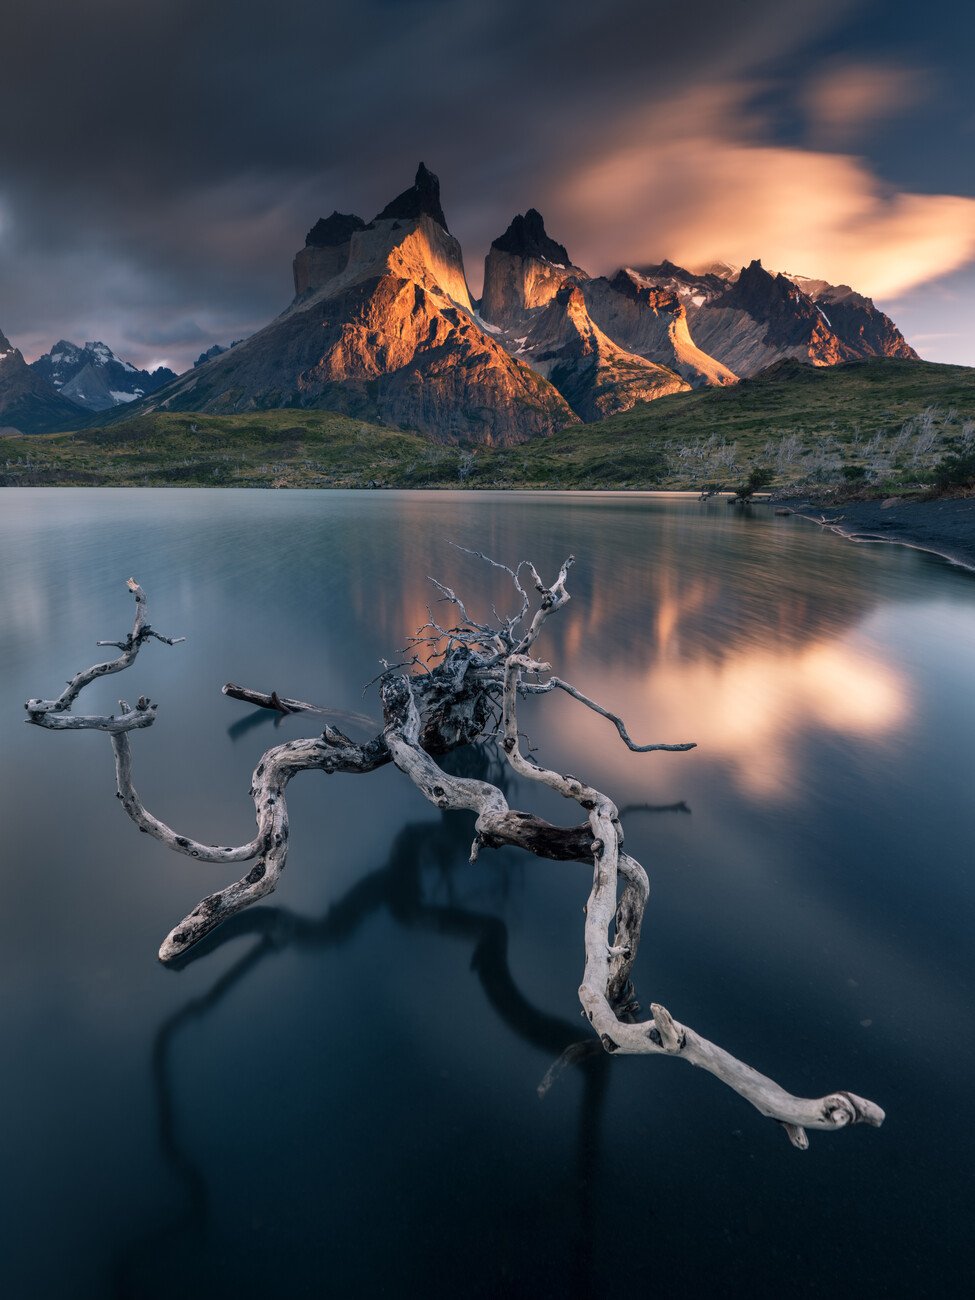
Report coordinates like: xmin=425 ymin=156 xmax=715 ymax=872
xmin=0 ymin=0 xmax=972 ymax=369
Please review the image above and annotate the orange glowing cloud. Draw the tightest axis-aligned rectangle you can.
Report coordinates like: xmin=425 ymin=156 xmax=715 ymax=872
xmin=556 ymin=83 xmax=975 ymax=299
xmin=801 ymin=60 xmax=928 ymax=147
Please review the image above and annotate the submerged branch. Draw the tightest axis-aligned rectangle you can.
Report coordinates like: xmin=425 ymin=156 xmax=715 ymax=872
xmin=222 ymin=682 xmax=377 ymax=731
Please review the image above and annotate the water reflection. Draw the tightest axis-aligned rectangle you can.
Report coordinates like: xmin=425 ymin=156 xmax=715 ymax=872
xmin=331 ymin=505 xmax=911 ymax=800
xmin=544 ymin=637 xmax=908 ymax=799
xmin=3 ymin=491 xmax=974 ymax=1299
xmin=226 ymin=708 xmax=287 ymax=744
xmin=113 ymin=745 xmax=646 ymax=1299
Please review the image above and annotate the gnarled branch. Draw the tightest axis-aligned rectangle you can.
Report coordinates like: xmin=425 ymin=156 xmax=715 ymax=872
xmin=26 ymin=558 xmax=884 ymax=1148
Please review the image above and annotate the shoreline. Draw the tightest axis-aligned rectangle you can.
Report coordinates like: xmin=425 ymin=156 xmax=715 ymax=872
xmin=782 ymin=495 xmax=975 ymax=573
xmin=4 ymin=480 xmax=974 ymax=573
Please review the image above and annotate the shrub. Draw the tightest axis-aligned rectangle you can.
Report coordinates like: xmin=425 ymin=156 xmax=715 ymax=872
xmin=931 ymin=447 xmax=975 ymax=491
xmin=734 ymin=466 xmax=774 ymax=500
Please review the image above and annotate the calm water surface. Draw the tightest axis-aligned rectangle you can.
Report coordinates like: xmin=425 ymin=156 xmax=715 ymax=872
xmin=0 ymin=489 xmax=972 ymax=1298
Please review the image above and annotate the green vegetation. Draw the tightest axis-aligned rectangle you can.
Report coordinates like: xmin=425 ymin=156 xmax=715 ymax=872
xmin=0 ymin=410 xmax=433 ymax=488
xmin=932 ymin=445 xmax=975 ymax=492
xmin=734 ymin=466 xmax=774 ymax=501
xmin=2 ymin=358 xmax=973 ymax=493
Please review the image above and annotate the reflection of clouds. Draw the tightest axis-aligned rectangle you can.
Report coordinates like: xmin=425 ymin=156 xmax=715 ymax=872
xmin=548 ymin=636 xmax=907 ymax=800
xmin=352 ymin=505 xmax=911 ymax=801
xmin=653 ymin=573 xmax=719 ymax=657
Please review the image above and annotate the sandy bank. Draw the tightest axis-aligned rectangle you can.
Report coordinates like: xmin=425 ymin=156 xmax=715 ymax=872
xmin=785 ymin=496 xmax=975 ymax=572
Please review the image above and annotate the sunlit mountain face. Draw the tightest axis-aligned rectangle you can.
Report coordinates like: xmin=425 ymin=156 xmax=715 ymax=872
xmin=0 ymin=2 xmax=971 ymax=373
xmin=24 ymin=160 xmax=915 ymax=444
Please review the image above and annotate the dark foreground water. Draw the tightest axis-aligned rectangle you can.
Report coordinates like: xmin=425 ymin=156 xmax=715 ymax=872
xmin=1 ymin=489 xmax=973 ymax=1299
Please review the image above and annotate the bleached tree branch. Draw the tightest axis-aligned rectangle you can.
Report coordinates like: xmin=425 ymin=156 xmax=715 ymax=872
xmin=25 ymin=558 xmax=884 ymax=1147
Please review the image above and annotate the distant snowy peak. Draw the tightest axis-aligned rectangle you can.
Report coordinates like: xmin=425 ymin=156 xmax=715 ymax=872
xmin=631 ymin=261 xmax=730 ymax=307
xmin=30 ymin=340 xmax=176 ymax=411
xmin=0 ymin=324 xmax=87 ymax=433
xmin=0 ymin=328 xmax=20 ymax=365
xmin=692 ymin=261 xmax=739 ymax=282
xmin=780 ymin=272 xmax=833 ymax=300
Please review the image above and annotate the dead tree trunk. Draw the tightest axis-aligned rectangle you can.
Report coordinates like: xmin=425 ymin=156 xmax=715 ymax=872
xmin=25 ymin=559 xmax=884 ymax=1148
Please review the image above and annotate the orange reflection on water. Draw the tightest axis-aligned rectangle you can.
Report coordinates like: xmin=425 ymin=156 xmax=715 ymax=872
xmin=547 ymin=636 xmax=908 ymax=800
xmin=359 ymin=525 xmax=909 ymax=801
xmin=653 ymin=574 xmax=720 ymax=657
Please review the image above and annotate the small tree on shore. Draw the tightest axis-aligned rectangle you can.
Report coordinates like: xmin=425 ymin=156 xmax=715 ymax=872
xmin=735 ymin=465 xmax=774 ymax=501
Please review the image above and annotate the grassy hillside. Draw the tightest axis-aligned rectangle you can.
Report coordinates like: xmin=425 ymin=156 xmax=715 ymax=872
xmin=2 ymin=358 xmax=973 ymax=491
xmin=0 ymin=410 xmax=434 ymax=487
xmin=490 ymin=358 xmax=975 ymax=490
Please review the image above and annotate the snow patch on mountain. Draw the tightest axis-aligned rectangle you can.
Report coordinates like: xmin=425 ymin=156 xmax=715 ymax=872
xmin=30 ymin=340 xmax=176 ymax=411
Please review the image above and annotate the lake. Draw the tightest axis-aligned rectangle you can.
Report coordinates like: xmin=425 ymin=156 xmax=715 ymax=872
xmin=1 ymin=488 xmax=972 ymax=1298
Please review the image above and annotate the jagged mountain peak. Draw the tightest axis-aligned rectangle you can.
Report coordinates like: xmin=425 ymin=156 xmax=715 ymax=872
xmin=375 ymin=161 xmax=449 ymax=232
xmin=609 ymin=268 xmax=681 ymax=311
xmin=0 ymin=323 xmax=87 ymax=432
xmin=30 ymin=338 xmax=176 ymax=411
xmin=735 ymin=258 xmax=772 ymax=286
xmin=85 ymin=340 xmax=128 ymax=366
xmin=721 ymin=259 xmax=814 ymax=313
xmin=48 ymin=339 xmax=82 ymax=359
xmin=491 ymin=209 xmax=572 ymax=267
xmin=481 ymin=210 xmax=584 ymax=329
xmin=305 ymin=211 xmax=367 ymax=248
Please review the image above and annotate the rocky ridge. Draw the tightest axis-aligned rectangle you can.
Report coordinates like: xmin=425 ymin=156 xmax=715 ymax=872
xmin=2 ymin=161 xmax=923 ymax=440
xmin=30 ymin=340 xmax=177 ymax=412
xmin=139 ymin=164 xmax=575 ymax=444
xmin=0 ymin=330 xmax=88 ymax=433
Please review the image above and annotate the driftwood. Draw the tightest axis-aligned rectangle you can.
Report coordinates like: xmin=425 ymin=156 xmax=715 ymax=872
xmin=221 ymin=682 xmax=377 ymax=732
xmin=25 ymin=559 xmax=884 ymax=1147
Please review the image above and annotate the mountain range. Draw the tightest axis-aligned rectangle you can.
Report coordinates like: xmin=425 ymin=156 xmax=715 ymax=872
xmin=0 ymin=334 xmax=176 ymax=433
xmin=0 ymin=162 xmax=919 ymax=440
xmin=0 ymin=329 xmax=86 ymax=434
xmin=30 ymin=340 xmax=176 ymax=411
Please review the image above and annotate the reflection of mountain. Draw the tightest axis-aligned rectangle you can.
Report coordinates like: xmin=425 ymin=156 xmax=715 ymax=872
xmin=349 ymin=502 xmax=905 ymax=665
xmin=329 ymin=507 xmax=909 ymax=801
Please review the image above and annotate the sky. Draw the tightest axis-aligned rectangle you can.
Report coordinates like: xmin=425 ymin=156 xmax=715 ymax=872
xmin=0 ymin=0 xmax=973 ymax=372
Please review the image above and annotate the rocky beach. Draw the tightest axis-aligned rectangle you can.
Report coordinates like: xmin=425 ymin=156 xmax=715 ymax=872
xmin=790 ymin=495 xmax=975 ymax=570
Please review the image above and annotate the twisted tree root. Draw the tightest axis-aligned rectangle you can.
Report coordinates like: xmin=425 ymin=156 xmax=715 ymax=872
xmin=25 ymin=562 xmax=884 ymax=1145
